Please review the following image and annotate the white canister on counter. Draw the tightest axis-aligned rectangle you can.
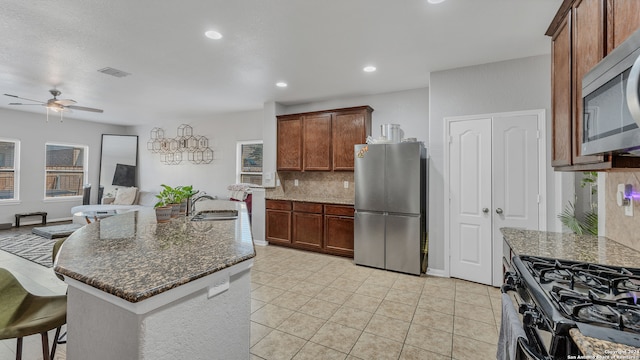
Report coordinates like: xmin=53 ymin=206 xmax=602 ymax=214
xmin=381 ymin=124 xmax=402 ymax=143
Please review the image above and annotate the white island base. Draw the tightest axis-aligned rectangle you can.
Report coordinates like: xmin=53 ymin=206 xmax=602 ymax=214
xmin=65 ymin=260 xmax=253 ymax=360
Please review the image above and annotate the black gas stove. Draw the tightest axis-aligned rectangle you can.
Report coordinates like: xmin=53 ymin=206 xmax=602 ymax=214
xmin=504 ymin=255 xmax=640 ymax=359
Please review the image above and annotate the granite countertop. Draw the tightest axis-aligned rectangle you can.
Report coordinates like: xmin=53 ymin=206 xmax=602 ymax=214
xmin=570 ymin=329 xmax=640 ymax=358
xmin=501 ymin=228 xmax=640 ymax=354
xmin=265 ymin=195 xmax=354 ymax=206
xmin=54 ymin=201 xmax=255 ymax=303
xmin=500 ymin=227 xmax=640 ymax=268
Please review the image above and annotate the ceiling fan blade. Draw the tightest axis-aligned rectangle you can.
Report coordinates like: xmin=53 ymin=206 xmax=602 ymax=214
xmin=8 ymin=102 xmax=43 ymax=106
xmin=55 ymin=99 xmax=77 ymax=106
xmin=4 ymin=93 xmax=45 ymax=103
xmin=67 ymin=105 xmax=104 ymax=113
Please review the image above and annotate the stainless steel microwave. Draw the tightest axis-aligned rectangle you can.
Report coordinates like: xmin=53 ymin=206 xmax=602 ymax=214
xmin=582 ymin=29 xmax=640 ymax=156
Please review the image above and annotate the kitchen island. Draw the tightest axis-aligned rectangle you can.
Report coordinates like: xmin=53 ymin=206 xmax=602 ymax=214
xmin=501 ymin=227 xmax=640 ymax=267
xmin=54 ymin=201 xmax=255 ymax=360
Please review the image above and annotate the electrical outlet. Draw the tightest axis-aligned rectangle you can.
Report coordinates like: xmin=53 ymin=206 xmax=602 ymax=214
xmin=343 ymin=181 xmax=349 ymax=189
xmin=626 ymin=198 xmax=634 ymax=217
xmin=294 ymin=179 xmax=299 ymax=186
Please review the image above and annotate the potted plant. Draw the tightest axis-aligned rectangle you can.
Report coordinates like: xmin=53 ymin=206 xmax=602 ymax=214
xmin=154 ymin=197 xmax=173 ymax=223
xmin=156 ymin=184 xmax=181 ymax=219
xmin=175 ymin=185 xmax=198 ymax=215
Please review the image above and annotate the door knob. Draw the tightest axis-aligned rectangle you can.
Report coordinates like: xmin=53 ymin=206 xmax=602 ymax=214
xmin=482 ymin=208 xmax=489 ymax=213
xmin=496 ymin=208 xmax=503 ymax=214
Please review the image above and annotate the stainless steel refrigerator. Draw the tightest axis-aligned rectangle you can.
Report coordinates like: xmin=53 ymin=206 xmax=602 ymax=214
xmin=354 ymin=142 xmax=427 ymax=275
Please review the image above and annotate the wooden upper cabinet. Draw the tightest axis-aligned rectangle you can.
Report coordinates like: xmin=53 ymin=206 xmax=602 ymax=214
xmin=303 ymin=113 xmax=332 ymax=171
xmin=277 ymin=115 xmax=303 ymax=171
xmin=551 ymin=12 xmax=573 ymax=167
xmin=332 ymin=108 xmax=373 ymax=171
xmin=276 ymin=106 xmax=372 ymax=171
xmin=607 ymin=0 xmax=640 ymax=53
xmin=572 ymin=0 xmax=605 ymax=165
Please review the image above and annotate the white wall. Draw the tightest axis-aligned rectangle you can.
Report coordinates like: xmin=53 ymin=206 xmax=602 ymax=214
xmin=282 ymin=87 xmax=429 ymax=143
xmin=132 ymin=110 xmax=263 ymax=199
xmin=428 ymin=55 xmax=566 ymax=273
xmin=0 ymin=108 xmax=126 ymax=225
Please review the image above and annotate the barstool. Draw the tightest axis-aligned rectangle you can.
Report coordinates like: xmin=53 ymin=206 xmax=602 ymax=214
xmin=0 ymin=268 xmax=67 ymax=360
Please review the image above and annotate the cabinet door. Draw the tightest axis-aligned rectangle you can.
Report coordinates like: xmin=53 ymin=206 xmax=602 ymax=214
xmin=303 ymin=113 xmax=332 ymax=171
xmin=324 ymin=215 xmax=354 ymax=257
xmin=607 ymin=0 xmax=640 ymax=53
xmin=266 ymin=209 xmax=291 ymax=244
xmin=292 ymin=212 xmax=323 ymax=249
xmin=277 ymin=116 xmax=303 ymax=171
xmin=551 ymin=12 xmax=573 ymax=167
xmin=572 ymin=0 xmax=606 ymax=165
xmin=332 ymin=109 xmax=371 ymax=171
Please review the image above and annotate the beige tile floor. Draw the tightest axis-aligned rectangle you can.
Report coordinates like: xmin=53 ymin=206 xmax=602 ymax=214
xmin=249 ymin=245 xmax=501 ymax=360
xmin=0 ymin=224 xmax=501 ymax=360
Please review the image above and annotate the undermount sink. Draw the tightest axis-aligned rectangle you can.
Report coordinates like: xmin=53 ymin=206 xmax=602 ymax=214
xmin=190 ymin=210 xmax=238 ymax=221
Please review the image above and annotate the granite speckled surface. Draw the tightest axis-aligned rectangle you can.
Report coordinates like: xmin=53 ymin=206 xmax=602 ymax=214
xmin=570 ymin=328 xmax=640 ymax=358
xmin=501 ymin=228 xmax=640 ymax=354
xmin=501 ymin=227 xmax=640 ymax=268
xmin=54 ymin=201 xmax=255 ymax=303
xmin=265 ymin=194 xmax=354 ymax=205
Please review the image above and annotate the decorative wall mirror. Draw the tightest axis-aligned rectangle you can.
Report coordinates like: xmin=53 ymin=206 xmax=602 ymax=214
xmin=99 ymin=134 xmax=138 ymax=203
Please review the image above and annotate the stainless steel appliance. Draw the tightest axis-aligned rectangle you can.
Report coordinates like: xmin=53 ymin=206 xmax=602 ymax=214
xmin=501 ymin=255 xmax=640 ymax=359
xmin=582 ymin=28 xmax=640 ymax=155
xmin=353 ymin=142 xmax=426 ymax=275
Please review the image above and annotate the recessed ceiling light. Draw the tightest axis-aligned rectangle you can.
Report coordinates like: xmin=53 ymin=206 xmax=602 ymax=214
xmin=427 ymin=0 xmax=447 ymax=4
xmin=205 ymin=30 xmax=223 ymax=40
xmin=276 ymin=82 xmax=288 ymax=88
xmin=363 ymin=66 xmax=377 ymax=73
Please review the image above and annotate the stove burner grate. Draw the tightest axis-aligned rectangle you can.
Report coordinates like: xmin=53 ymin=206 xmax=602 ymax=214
xmin=550 ymin=285 xmax=640 ymax=333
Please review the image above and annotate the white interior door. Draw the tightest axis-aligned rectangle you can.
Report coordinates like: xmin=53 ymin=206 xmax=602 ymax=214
xmin=448 ymin=111 xmax=543 ymax=286
xmin=491 ymin=114 xmax=540 ymax=285
xmin=449 ymin=118 xmax=493 ymax=284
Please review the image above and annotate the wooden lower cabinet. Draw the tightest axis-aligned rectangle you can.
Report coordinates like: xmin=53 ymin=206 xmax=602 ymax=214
xmin=265 ymin=200 xmax=354 ymax=257
xmin=324 ymin=215 xmax=354 ymax=257
xmin=265 ymin=200 xmax=292 ymax=245
xmin=293 ymin=212 xmax=323 ymax=249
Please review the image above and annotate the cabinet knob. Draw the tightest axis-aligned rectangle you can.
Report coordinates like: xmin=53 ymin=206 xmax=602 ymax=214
xmin=496 ymin=208 xmax=503 ymax=215
xmin=482 ymin=208 xmax=489 ymax=213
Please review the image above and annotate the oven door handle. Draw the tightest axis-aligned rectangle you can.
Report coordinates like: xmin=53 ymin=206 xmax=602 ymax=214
xmin=517 ymin=337 xmax=549 ymax=360
xmin=501 ymin=283 xmax=516 ymax=293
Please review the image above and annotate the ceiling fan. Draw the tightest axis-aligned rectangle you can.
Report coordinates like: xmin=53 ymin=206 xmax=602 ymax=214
xmin=4 ymin=89 xmax=104 ymax=121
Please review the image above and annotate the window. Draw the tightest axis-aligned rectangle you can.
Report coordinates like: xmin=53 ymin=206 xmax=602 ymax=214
xmin=237 ymin=141 xmax=263 ymax=185
xmin=0 ymin=139 xmax=19 ymax=201
xmin=45 ymin=143 xmax=88 ymax=198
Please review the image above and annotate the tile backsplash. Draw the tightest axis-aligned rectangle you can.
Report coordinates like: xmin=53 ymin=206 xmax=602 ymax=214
xmin=605 ymin=172 xmax=640 ymax=252
xmin=266 ymin=171 xmax=354 ymax=201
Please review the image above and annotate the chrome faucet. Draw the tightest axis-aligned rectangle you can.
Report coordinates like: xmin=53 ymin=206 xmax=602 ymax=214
xmin=190 ymin=194 xmax=216 ymax=216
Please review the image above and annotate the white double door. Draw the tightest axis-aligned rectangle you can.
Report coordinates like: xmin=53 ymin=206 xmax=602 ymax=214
xmin=447 ymin=110 xmax=544 ymax=286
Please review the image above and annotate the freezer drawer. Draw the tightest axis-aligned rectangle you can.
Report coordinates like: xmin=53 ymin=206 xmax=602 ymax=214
xmin=385 ymin=214 xmax=422 ymax=275
xmin=354 ymin=211 xmax=385 ymax=269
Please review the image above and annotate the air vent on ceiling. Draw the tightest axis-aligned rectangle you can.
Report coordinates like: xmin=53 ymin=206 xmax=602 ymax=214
xmin=97 ymin=67 xmax=131 ymax=78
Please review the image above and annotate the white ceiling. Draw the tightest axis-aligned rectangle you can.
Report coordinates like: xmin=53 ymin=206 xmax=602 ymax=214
xmin=0 ymin=0 xmax=562 ymax=126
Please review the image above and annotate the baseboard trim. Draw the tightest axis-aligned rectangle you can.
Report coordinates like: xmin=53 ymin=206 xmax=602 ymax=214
xmin=426 ymin=268 xmax=448 ymax=278
xmin=253 ymin=239 xmax=269 ymax=247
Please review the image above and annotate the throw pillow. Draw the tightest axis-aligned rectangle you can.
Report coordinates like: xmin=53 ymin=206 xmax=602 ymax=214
xmin=113 ymin=187 xmax=138 ymax=205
